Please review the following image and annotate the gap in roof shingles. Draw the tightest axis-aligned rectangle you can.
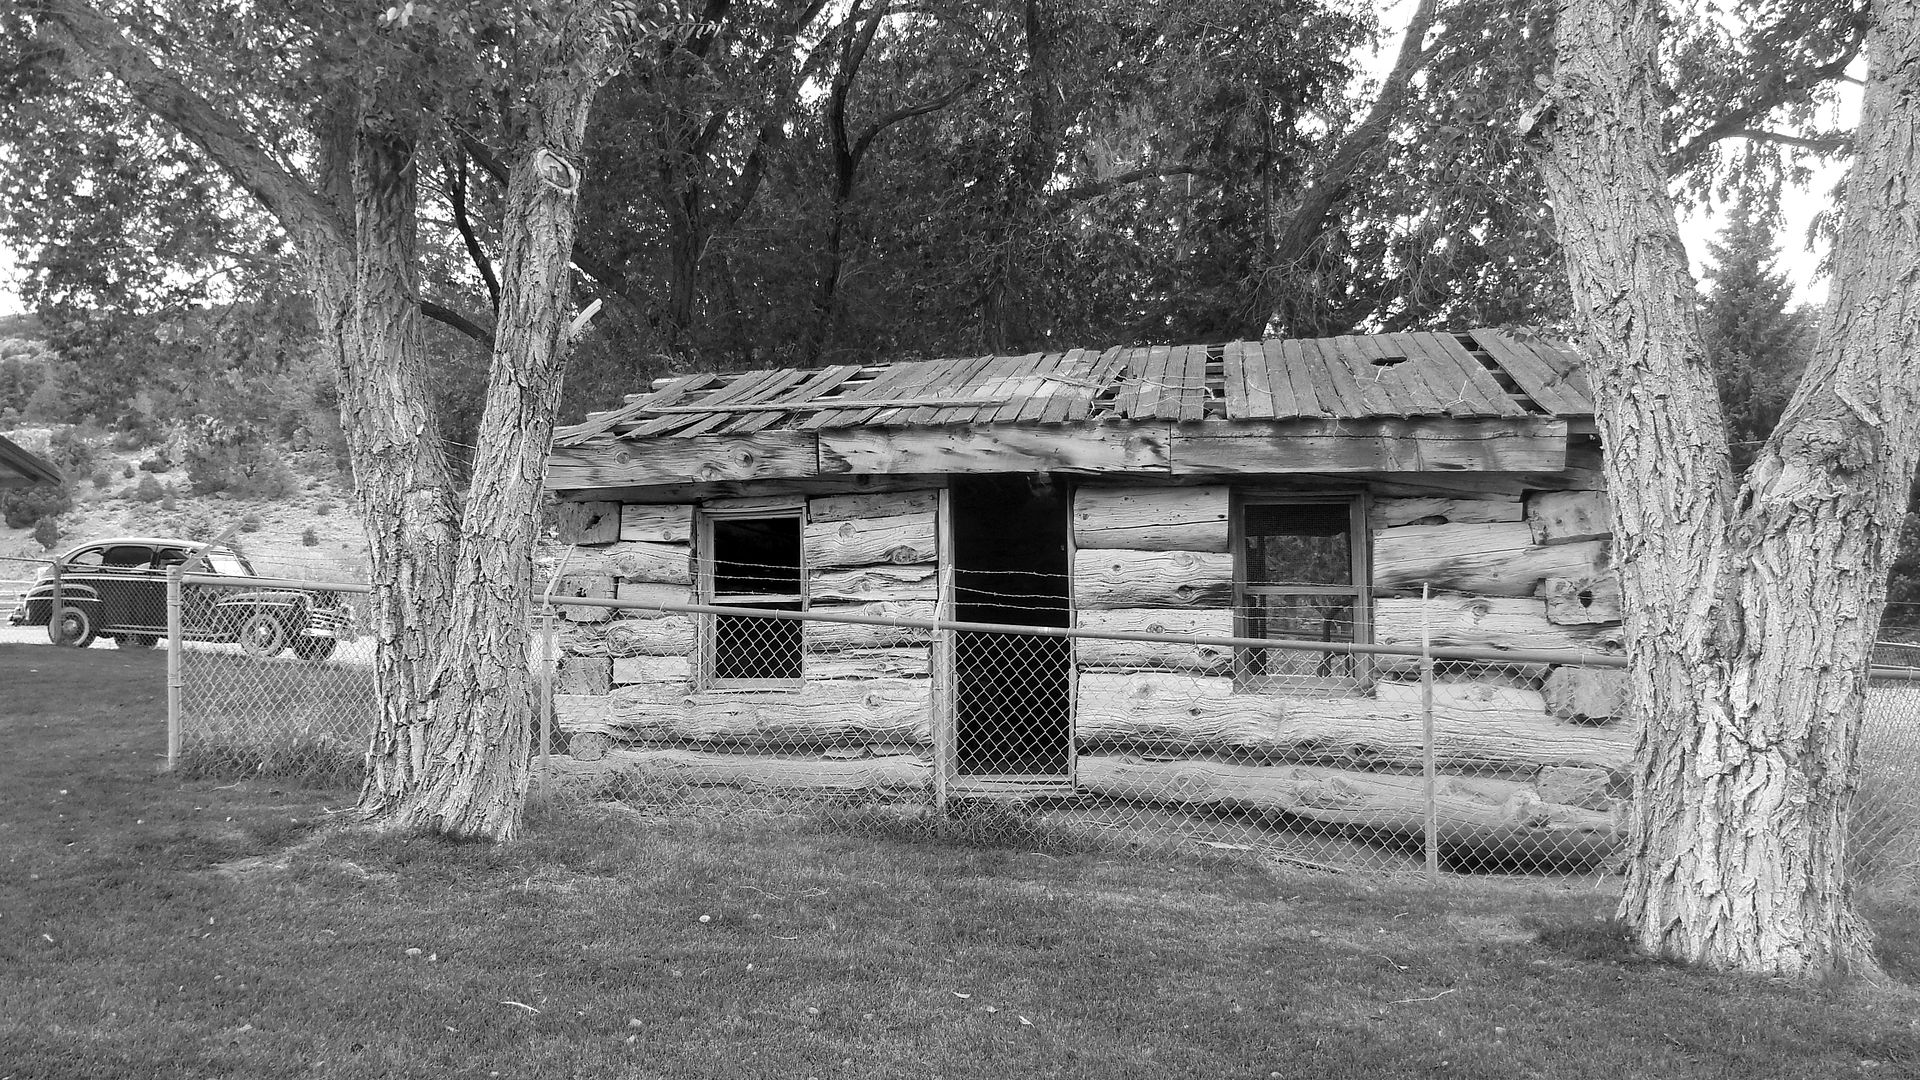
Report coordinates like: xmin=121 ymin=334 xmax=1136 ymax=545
xmin=1203 ymin=343 xmax=1228 ymax=419
xmin=1454 ymin=333 xmax=1544 ymax=415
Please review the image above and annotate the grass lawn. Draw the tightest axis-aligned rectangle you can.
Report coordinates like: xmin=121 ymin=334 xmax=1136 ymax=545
xmin=5 ymin=644 xmax=1920 ymax=1079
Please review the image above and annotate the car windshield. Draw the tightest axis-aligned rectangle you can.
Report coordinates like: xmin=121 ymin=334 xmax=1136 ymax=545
xmin=204 ymin=550 xmax=252 ymax=577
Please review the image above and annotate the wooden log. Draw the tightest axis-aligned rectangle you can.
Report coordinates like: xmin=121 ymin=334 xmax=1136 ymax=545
xmin=1074 ymin=756 xmax=1617 ymax=863
xmin=1373 ymin=522 xmax=1609 ymax=596
xmin=1527 ymin=490 xmax=1610 ymax=545
xmin=1168 ymin=418 xmax=1569 ymax=475
xmin=1542 ymin=666 xmax=1629 ymax=722
xmin=810 ymin=563 xmax=938 ymax=602
xmin=804 ymin=647 xmax=932 ymax=681
xmin=803 ymin=601 xmax=937 ymax=648
xmin=1534 ymin=765 xmax=1621 ymax=811
xmin=612 ymin=654 xmax=692 ymax=686
xmin=1076 ymin=672 xmax=1633 ymax=771
xmin=613 ymin=581 xmax=693 ymax=614
xmin=562 ymin=679 xmax=934 ymax=748
xmin=605 ymin=616 xmax=696 ymax=657
xmin=819 ymin=423 xmax=1170 ymax=475
xmin=554 ymin=574 xmax=615 ymax=623
xmin=556 ymin=500 xmax=621 ymax=544
xmin=1074 ymin=549 xmax=1235 ymax=609
xmin=545 ymin=430 xmax=823 ymax=489
xmin=1073 ymin=486 xmax=1230 ymax=552
xmin=808 ymin=490 xmax=939 ymax=523
xmin=619 ymin=504 xmax=692 ymax=543
xmin=1374 ymin=596 xmax=1625 ymax=658
xmin=1074 ymin=609 xmax=1235 ymax=674
xmin=1373 ymin=656 xmax=1550 ymax=685
xmin=1374 ymin=679 xmax=1548 ymax=713
xmin=560 ymin=749 xmax=932 ymax=795
xmin=1369 ymin=495 xmax=1522 ymax=530
xmin=569 ymin=541 xmax=692 ymax=584
xmin=558 ymin=655 xmax=612 ymax=696
xmin=1536 ymin=575 xmax=1623 ymax=625
xmin=804 ymin=511 xmax=938 ymax=567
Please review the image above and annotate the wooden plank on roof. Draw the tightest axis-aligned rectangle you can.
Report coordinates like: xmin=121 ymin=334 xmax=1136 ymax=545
xmin=1412 ymin=332 xmax=1528 ymax=417
xmin=1294 ymin=339 xmax=1364 ymax=417
xmin=1012 ymin=351 xmax=1074 ymax=423
xmin=1356 ymin=333 xmax=1447 ymax=415
xmin=676 ymin=366 xmax=816 ymax=437
xmin=801 ymin=359 xmax=938 ymax=429
xmin=1222 ymin=341 xmax=1251 ymax=420
xmin=900 ymin=354 xmax=999 ymax=426
xmin=544 ymin=430 xmax=822 ymax=489
xmin=1320 ymin=336 xmax=1401 ymax=416
xmin=556 ymin=373 xmax=717 ymax=446
xmin=627 ymin=368 xmax=788 ymax=438
xmin=1065 ymin=347 xmax=1132 ymax=422
xmin=1040 ymin=349 xmax=1100 ymax=423
xmin=1267 ymin=339 xmax=1312 ymax=418
xmin=1105 ymin=347 xmax=1154 ymax=418
xmin=1469 ymin=330 xmax=1591 ymax=415
xmin=1168 ymin=417 xmax=1569 ymax=475
xmin=1158 ymin=345 xmax=1208 ymax=421
xmin=727 ymin=365 xmax=865 ymax=434
xmin=978 ymin=352 xmax=1049 ymax=424
xmin=1534 ymin=340 xmax=1597 ymax=402
xmin=820 ymin=422 xmax=1171 ymax=476
xmin=1129 ymin=345 xmax=1173 ymax=420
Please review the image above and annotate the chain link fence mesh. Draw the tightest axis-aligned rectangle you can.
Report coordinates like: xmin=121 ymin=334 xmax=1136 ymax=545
xmin=11 ymin=539 xmax=1910 ymax=885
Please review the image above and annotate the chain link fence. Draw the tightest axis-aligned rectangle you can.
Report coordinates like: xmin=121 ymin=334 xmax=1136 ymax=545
xmin=116 ymin=552 xmax=1920 ymax=887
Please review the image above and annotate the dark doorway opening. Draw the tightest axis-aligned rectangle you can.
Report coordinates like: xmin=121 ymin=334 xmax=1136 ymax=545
xmin=950 ymin=474 xmax=1073 ymax=778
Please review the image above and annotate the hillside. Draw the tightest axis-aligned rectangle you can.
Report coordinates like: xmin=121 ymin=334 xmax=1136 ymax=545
xmin=0 ymin=425 xmax=369 ymax=582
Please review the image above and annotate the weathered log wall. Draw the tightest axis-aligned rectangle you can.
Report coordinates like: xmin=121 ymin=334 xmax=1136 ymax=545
xmin=549 ymin=460 xmax=1628 ymax=866
xmin=552 ymin=488 xmax=941 ymax=761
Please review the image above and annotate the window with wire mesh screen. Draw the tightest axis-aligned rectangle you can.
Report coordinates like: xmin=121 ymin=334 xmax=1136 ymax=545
xmin=1233 ymin=495 xmax=1369 ymax=690
xmin=696 ymin=508 xmax=804 ymax=686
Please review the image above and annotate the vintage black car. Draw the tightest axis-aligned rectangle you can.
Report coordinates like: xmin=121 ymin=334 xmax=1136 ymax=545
xmin=8 ymin=536 xmax=356 ymax=659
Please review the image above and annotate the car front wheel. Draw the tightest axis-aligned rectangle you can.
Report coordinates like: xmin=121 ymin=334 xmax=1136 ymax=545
xmin=238 ymin=611 xmax=289 ymax=658
xmin=49 ymin=607 xmax=96 ymax=648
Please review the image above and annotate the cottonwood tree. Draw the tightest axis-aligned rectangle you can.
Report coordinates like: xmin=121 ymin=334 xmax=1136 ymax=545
xmin=28 ymin=0 xmax=627 ymax=839
xmin=1528 ymin=0 xmax=1919 ymax=977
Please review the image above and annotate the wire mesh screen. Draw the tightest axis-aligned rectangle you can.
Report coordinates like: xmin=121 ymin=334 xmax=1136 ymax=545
xmin=150 ymin=560 xmax=1920 ymax=884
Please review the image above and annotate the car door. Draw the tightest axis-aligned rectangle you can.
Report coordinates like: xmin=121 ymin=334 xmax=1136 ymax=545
xmin=98 ymin=544 xmax=163 ymax=635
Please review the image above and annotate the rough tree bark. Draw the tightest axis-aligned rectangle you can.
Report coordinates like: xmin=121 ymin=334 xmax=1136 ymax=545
xmin=1530 ymin=0 xmax=1920 ymax=978
xmin=360 ymin=10 xmax=618 ymax=837
xmin=39 ymin=0 xmax=619 ymax=841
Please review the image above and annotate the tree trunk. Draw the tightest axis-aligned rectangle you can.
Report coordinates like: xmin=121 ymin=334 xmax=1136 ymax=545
xmin=1533 ymin=0 xmax=1920 ymax=979
xmin=359 ymin=8 xmax=616 ymax=839
xmin=309 ymin=127 xmax=462 ymax=812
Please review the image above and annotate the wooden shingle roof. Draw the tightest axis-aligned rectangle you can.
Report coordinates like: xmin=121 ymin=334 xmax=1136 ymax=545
xmin=555 ymin=329 xmax=1592 ymax=448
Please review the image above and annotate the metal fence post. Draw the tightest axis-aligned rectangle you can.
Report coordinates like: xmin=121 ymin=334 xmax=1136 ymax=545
xmin=166 ymin=566 xmax=183 ymax=770
xmin=1422 ymin=582 xmax=1439 ymax=887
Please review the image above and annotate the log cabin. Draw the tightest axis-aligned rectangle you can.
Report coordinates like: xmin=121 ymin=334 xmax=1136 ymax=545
xmin=543 ymin=329 xmax=1628 ymax=866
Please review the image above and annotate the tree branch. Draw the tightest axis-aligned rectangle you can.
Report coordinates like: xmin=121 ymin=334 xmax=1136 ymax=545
xmin=419 ymin=299 xmax=495 ymax=349
xmin=445 ymin=153 xmax=501 ymax=312
xmin=35 ymin=0 xmax=346 ymax=254
xmin=1667 ymin=17 xmax=1867 ymax=175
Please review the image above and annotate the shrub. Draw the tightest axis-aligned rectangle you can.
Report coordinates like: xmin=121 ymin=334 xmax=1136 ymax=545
xmin=121 ymin=463 xmax=135 ymax=479
xmin=31 ymin=516 xmax=61 ymax=550
xmin=134 ymin=474 xmax=165 ymax=503
xmin=0 ymin=482 xmax=73 ymax=528
xmin=301 ymin=526 xmax=320 ymax=547
xmin=314 ymin=501 xmax=334 ymax=517
xmin=90 ymin=469 xmax=113 ymax=488
xmin=139 ymin=453 xmax=172 ymax=473
xmin=240 ymin=513 xmax=263 ymax=533
xmin=46 ymin=427 xmax=95 ymax=477
xmin=159 ymin=495 xmax=177 ymax=512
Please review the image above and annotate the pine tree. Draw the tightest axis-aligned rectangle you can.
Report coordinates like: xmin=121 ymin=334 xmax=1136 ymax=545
xmin=1699 ymin=200 xmax=1813 ymax=471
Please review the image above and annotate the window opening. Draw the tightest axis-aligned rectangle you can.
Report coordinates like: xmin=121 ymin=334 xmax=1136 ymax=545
xmin=701 ymin=512 xmax=804 ymax=684
xmin=1235 ymin=496 xmax=1369 ymax=690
